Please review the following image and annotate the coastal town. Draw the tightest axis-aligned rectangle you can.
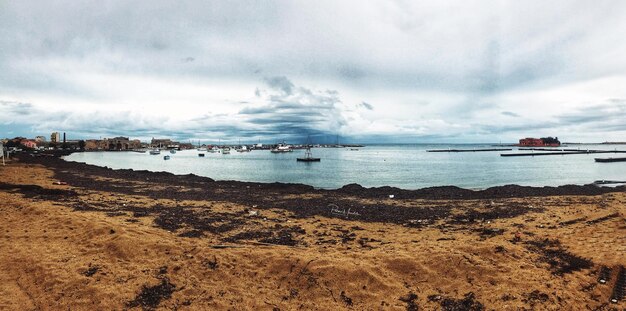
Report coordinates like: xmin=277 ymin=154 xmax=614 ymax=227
xmin=0 ymin=131 xmax=365 ymax=154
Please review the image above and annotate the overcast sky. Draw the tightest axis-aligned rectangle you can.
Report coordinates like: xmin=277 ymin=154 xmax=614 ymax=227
xmin=1 ymin=0 xmax=626 ymax=143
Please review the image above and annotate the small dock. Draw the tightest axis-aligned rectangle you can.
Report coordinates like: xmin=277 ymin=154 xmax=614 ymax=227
xmin=595 ymin=157 xmax=626 ymax=163
xmin=428 ymin=148 xmax=512 ymax=153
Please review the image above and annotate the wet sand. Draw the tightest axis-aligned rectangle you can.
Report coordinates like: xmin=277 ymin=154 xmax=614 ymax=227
xmin=0 ymin=153 xmax=624 ymax=310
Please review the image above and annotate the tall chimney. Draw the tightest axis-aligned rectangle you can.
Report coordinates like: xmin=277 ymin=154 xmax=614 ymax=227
xmin=63 ymin=132 xmax=66 ymax=143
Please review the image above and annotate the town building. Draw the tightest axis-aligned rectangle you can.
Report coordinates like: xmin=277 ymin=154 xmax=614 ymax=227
xmin=20 ymin=139 xmax=38 ymax=149
xmin=103 ymin=137 xmax=142 ymax=150
xmin=151 ymin=138 xmax=181 ymax=149
xmin=84 ymin=137 xmax=142 ymax=150
xmin=35 ymin=136 xmax=46 ymax=143
xmin=51 ymin=132 xmax=61 ymax=143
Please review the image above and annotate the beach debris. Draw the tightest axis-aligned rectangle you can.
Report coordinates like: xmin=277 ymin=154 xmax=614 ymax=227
xmin=437 ymin=292 xmax=484 ymax=311
xmin=52 ymin=181 xmax=68 ymax=185
xmin=210 ymin=244 xmax=245 ymax=249
xmin=399 ymin=292 xmax=418 ymax=311
xmin=127 ymin=278 xmax=176 ymax=310
xmin=82 ymin=265 xmax=99 ymax=277
xmin=248 ymin=210 xmax=259 ymax=216
xmin=339 ymin=291 xmax=353 ymax=306
xmin=598 ymin=266 xmax=611 ymax=284
xmin=389 ymin=194 xmax=395 ymax=199
xmin=178 ymin=230 xmax=203 ymax=238
xmin=522 ymin=290 xmax=549 ymax=307
xmin=610 ymin=266 xmax=625 ymax=303
xmin=586 ymin=213 xmax=620 ymax=225
xmin=203 ymin=255 xmax=218 ymax=270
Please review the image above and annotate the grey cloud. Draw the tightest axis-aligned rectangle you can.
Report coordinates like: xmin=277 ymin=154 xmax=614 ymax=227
xmin=360 ymin=102 xmax=374 ymax=110
xmin=264 ymin=76 xmax=294 ymax=95
xmin=501 ymin=111 xmax=520 ymax=117
xmin=0 ymin=100 xmax=35 ymax=115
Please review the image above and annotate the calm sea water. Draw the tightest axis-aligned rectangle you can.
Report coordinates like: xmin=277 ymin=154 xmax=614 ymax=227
xmin=63 ymin=144 xmax=626 ymax=190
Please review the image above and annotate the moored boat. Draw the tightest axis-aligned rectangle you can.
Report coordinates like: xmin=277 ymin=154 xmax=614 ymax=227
xmin=236 ymin=145 xmax=251 ymax=152
xmin=297 ymin=145 xmax=320 ymax=162
xmin=149 ymin=149 xmax=161 ymax=155
xmin=163 ymin=155 xmax=170 ymax=160
xmin=271 ymin=143 xmax=293 ymax=153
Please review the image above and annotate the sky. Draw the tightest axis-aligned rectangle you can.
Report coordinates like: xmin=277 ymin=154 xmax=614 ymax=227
xmin=1 ymin=0 xmax=626 ymax=144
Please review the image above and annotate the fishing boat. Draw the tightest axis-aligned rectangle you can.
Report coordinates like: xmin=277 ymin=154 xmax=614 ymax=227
xmin=149 ymin=149 xmax=161 ymax=155
xmin=270 ymin=143 xmax=293 ymax=153
xmin=595 ymin=157 xmax=626 ymax=163
xmin=163 ymin=155 xmax=170 ymax=160
xmin=297 ymin=145 xmax=320 ymax=162
xmin=132 ymin=149 xmax=147 ymax=153
xmin=207 ymin=146 xmax=220 ymax=153
xmin=198 ymin=153 xmax=205 ymax=157
xmin=222 ymin=147 xmax=231 ymax=154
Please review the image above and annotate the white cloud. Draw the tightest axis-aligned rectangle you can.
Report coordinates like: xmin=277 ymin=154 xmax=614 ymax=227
xmin=1 ymin=0 xmax=626 ymax=142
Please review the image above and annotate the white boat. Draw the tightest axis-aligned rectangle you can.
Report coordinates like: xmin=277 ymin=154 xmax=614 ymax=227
xmin=270 ymin=143 xmax=293 ymax=153
xmin=222 ymin=147 xmax=231 ymax=154
xmin=236 ymin=145 xmax=251 ymax=152
xmin=208 ymin=146 xmax=220 ymax=153
xmin=169 ymin=149 xmax=176 ymax=154
xmin=197 ymin=147 xmax=207 ymax=152
xmin=149 ymin=149 xmax=161 ymax=155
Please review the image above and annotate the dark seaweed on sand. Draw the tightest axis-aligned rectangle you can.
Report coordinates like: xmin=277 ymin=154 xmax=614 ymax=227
xmin=127 ymin=278 xmax=176 ymax=310
xmin=524 ymin=239 xmax=593 ymax=275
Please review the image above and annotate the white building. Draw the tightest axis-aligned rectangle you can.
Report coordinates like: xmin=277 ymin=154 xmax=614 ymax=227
xmin=50 ymin=132 xmax=60 ymax=143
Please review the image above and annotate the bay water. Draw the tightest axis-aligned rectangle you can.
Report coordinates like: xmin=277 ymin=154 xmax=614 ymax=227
xmin=63 ymin=144 xmax=626 ymax=190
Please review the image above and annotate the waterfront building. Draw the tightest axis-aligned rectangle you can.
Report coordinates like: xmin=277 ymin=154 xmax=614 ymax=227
xmin=51 ymin=132 xmax=61 ymax=143
xmin=151 ymin=138 xmax=182 ymax=149
xmin=20 ymin=139 xmax=38 ymax=149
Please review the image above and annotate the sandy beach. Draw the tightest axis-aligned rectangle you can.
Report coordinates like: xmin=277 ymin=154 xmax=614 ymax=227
xmin=0 ymin=153 xmax=624 ymax=310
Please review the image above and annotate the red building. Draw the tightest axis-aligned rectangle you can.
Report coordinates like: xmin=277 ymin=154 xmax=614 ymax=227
xmin=518 ymin=137 xmax=560 ymax=147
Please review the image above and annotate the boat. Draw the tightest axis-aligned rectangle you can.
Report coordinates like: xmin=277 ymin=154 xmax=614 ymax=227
xmin=132 ymin=149 xmax=147 ymax=153
xmin=169 ymin=149 xmax=176 ymax=154
xmin=222 ymin=147 xmax=231 ymax=154
xmin=163 ymin=155 xmax=170 ymax=160
xmin=198 ymin=153 xmax=205 ymax=157
xmin=236 ymin=145 xmax=251 ymax=152
xmin=197 ymin=147 xmax=207 ymax=152
xmin=595 ymin=157 xmax=626 ymax=163
xmin=297 ymin=145 xmax=320 ymax=162
xmin=208 ymin=146 xmax=220 ymax=153
xmin=270 ymin=143 xmax=293 ymax=153
xmin=149 ymin=149 xmax=161 ymax=155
